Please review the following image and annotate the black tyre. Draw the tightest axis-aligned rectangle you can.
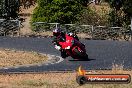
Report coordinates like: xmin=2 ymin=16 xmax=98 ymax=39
xmin=74 ymin=48 xmax=89 ymax=60
xmin=83 ymin=54 xmax=89 ymax=60
xmin=74 ymin=48 xmax=82 ymax=56
xmin=76 ymin=76 xmax=87 ymax=85
xmin=61 ymin=50 xmax=68 ymax=58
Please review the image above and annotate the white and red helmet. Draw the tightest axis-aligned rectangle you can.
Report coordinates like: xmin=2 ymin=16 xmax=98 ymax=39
xmin=53 ymin=28 xmax=61 ymax=36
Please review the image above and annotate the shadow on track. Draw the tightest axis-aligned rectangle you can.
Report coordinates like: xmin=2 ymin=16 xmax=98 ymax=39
xmin=69 ymin=58 xmax=96 ymax=61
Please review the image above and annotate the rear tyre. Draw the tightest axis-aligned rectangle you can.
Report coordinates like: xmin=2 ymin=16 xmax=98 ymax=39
xmin=83 ymin=54 xmax=89 ymax=60
xmin=74 ymin=48 xmax=82 ymax=56
xmin=74 ymin=48 xmax=89 ymax=60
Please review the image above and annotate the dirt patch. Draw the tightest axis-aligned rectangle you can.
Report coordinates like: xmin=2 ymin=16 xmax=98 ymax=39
xmin=89 ymin=3 xmax=110 ymax=16
xmin=0 ymin=70 xmax=131 ymax=88
xmin=19 ymin=5 xmax=37 ymax=35
xmin=0 ymin=48 xmax=48 ymax=67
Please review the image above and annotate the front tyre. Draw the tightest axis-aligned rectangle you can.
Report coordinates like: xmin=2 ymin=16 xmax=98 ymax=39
xmin=61 ymin=50 xmax=68 ymax=58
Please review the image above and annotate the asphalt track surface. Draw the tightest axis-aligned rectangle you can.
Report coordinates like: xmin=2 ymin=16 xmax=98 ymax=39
xmin=0 ymin=36 xmax=132 ymax=72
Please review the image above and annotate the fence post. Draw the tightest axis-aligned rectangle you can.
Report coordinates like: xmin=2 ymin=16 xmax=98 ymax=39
xmin=131 ymin=17 xmax=132 ymax=41
xmin=18 ymin=19 xmax=21 ymax=36
xmin=91 ymin=25 xmax=94 ymax=39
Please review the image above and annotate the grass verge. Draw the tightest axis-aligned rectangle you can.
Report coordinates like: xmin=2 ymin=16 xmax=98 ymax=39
xmin=0 ymin=48 xmax=48 ymax=67
xmin=0 ymin=69 xmax=131 ymax=88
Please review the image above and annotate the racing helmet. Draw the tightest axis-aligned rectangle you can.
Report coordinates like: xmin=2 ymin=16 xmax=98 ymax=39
xmin=53 ymin=28 xmax=61 ymax=36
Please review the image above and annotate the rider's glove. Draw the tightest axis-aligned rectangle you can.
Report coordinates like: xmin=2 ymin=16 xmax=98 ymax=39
xmin=55 ymin=45 xmax=61 ymax=50
xmin=68 ymin=32 xmax=73 ymax=36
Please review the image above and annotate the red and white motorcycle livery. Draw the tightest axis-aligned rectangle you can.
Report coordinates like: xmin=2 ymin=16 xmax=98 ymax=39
xmin=57 ymin=34 xmax=88 ymax=60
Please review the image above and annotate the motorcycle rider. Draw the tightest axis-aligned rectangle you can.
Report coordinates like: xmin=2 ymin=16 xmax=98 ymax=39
xmin=52 ymin=28 xmax=79 ymax=58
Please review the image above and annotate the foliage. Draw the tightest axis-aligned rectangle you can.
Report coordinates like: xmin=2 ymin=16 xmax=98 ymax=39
xmin=122 ymin=0 xmax=132 ymax=31
xmin=107 ymin=0 xmax=132 ymax=27
xmin=108 ymin=0 xmax=123 ymax=10
xmin=78 ymin=6 xmax=109 ymax=26
xmin=76 ymin=0 xmax=89 ymax=7
xmin=0 ymin=0 xmax=20 ymax=19
xmin=0 ymin=0 xmax=5 ymax=18
xmin=32 ymin=0 xmax=88 ymax=24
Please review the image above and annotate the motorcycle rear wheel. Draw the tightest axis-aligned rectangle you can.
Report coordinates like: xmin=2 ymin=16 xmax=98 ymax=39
xmin=73 ymin=48 xmax=89 ymax=60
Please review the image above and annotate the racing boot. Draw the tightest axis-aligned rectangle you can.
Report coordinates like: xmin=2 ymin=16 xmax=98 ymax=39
xmin=61 ymin=50 xmax=69 ymax=58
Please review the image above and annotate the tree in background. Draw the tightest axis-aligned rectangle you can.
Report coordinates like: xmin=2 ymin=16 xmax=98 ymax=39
xmin=107 ymin=0 xmax=132 ymax=28
xmin=0 ymin=0 xmax=20 ymax=19
xmin=20 ymin=0 xmax=36 ymax=9
xmin=123 ymin=0 xmax=132 ymax=30
xmin=0 ymin=0 xmax=5 ymax=18
xmin=107 ymin=0 xmax=123 ymax=27
xmin=32 ymin=0 xmax=89 ymax=24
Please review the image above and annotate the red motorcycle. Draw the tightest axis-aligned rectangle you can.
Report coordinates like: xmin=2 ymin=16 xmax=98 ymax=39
xmin=58 ymin=34 xmax=88 ymax=60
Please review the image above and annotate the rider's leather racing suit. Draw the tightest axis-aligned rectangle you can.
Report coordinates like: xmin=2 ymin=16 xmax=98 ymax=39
xmin=52 ymin=32 xmax=79 ymax=58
